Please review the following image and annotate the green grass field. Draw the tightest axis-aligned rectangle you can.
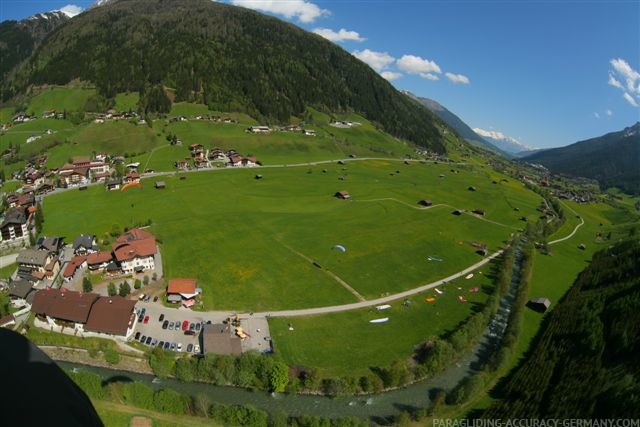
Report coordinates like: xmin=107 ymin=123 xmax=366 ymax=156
xmin=270 ymin=263 xmax=497 ymax=376
xmin=94 ymin=400 xmax=222 ymax=427
xmin=41 ymin=159 xmax=541 ymax=311
xmin=27 ymin=87 xmax=96 ymax=114
xmin=114 ymin=92 xmax=140 ymax=111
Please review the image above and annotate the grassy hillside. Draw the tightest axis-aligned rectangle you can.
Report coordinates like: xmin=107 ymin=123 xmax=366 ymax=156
xmin=6 ymin=0 xmax=445 ymax=152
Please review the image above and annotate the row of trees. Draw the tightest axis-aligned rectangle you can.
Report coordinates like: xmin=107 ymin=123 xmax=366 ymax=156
xmin=67 ymin=369 xmax=370 ymax=427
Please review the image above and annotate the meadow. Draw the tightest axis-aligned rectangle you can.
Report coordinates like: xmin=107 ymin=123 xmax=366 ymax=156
xmin=41 ymin=159 xmax=542 ymax=311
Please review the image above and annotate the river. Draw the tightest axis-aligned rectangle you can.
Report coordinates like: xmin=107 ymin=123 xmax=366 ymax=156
xmin=59 ymin=242 xmax=525 ymax=419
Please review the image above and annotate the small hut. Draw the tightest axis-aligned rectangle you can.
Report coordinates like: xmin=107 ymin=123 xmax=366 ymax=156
xmin=418 ymin=199 xmax=433 ymax=207
xmin=335 ymin=191 xmax=351 ymax=200
xmin=527 ymin=297 xmax=551 ymax=313
xmin=468 ymin=186 xmax=477 ymax=192
xmin=472 ymin=209 xmax=485 ymax=216
xmin=255 ymin=174 xmax=263 ymax=180
xmin=154 ymin=181 xmax=166 ymax=189
xmin=452 ymin=210 xmax=463 ymax=216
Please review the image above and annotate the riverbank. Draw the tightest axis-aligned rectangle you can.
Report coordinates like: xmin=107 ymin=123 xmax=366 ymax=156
xmin=41 ymin=345 xmax=154 ymax=375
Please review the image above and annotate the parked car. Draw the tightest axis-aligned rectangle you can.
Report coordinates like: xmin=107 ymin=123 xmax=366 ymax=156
xmin=168 ymin=321 xmax=175 ymax=329
xmin=138 ymin=314 xmax=144 ymax=323
xmin=184 ymin=330 xmax=195 ymax=336
xmin=145 ymin=336 xmax=152 ymax=345
xmin=159 ymin=313 xmax=165 ymax=322
xmin=170 ymin=342 xmax=176 ymax=351
xmin=182 ymin=320 xmax=189 ymax=331
xmin=140 ymin=335 xmax=146 ymax=343
xmin=189 ymin=323 xmax=195 ymax=331
xmin=144 ymin=295 xmax=151 ymax=302
xmin=138 ymin=294 xmax=146 ymax=301
xmin=134 ymin=332 xmax=141 ymax=340
xmin=177 ymin=343 xmax=183 ymax=352
xmin=150 ymin=338 xmax=158 ymax=346
xmin=195 ymin=323 xmax=201 ymax=332
xmin=163 ymin=342 xmax=170 ymax=350
xmin=194 ymin=344 xmax=200 ymax=354
xmin=186 ymin=343 xmax=193 ymax=353
xmin=143 ymin=315 xmax=150 ymax=324
xmin=140 ymin=308 xmax=146 ymax=317
xmin=174 ymin=322 xmax=181 ymax=331
xmin=162 ymin=320 xmax=169 ymax=329
xmin=159 ymin=341 xmax=164 ymax=348
xmin=153 ymin=296 xmax=158 ymax=302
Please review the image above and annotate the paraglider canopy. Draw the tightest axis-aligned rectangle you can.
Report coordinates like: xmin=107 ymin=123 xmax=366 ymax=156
xmin=332 ymin=245 xmax=346 ymax=252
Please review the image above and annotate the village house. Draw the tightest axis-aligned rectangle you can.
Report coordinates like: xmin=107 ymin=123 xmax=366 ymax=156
xmin=86 ymin=251 xmax=113 ymax=271
xmin=42 ymin=110 xmax=56 ymax=119
xmin=303 ymin=129 xmax=316 ymax=136
xmin=166 ymin=278 xmax=200 ymax=307
xmin=247 ymin=125 xmax=271 ymax=134
xmin=228 ymin=154 xmax=258 ymax=168
xmin=0 ymin=206 xmax=31 ymax=243
xmin=175 ymin=160 xmax=189 ymax=170
xmin=72 ymin=234 xmax=98 ymax=255
xmin=16 ymin=249 xmax=59 ymax=282
xmin=84 ymin=296 xmax=137 ymax=338
xmin=208 ymin=148 xmax=226 ymax=161
xmin=58 ymin=165 xmax=89 ymax=186
xmin=7 ymin=279 xmax=37 ymax=307
xmin=106 ymin=179 xmax=121 ymax=191
xmin=26 ymin=135 xmax=42 ymax=144
xmin=31 ymin=288 xmax=99 ymax=333
xmin=112 ymin=228 xmax=157 ymax=274
xmin=36 ymin=236 xmax=64 ymax=256
xmin=63 ymin=255 xmax=87 ymax=282
xmin=124 ymin=172 xmax=141 ymax=184
xmin=24 ymin=171 xmax=45 ymax=187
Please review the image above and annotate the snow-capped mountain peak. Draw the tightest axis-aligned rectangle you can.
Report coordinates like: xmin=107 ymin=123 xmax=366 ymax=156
xmin=473 ymin=127 xmax=534 ymax=155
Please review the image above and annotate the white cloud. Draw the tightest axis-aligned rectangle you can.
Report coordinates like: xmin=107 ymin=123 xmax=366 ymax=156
xmin=608 ymin=73 xmax=624 ymax=90
xmin=381 ymin=71 xmax=402 ymax=81
xmin=623 ymin=92 xmax=638 ymax=107
xmin=445 ymin=72 xmax=470 ymax=85
xmin=606 ymin=109 xmax=613 ymax=116
xmin=313 ymin=28 xmax=365 ymax=43
xmin=609 ymin=58 xmax=640 ymax=107
xmin=420 ymin=73 xmax=439 ymax=81
xmin=230 ymin=0 xmax=328 ymax=23
xmin=593 ymin=112 xmax=601 ymax=119
xmin=352 ymin=49 xmax=395 ymax=72
xmin=474 ymin=128 xmax=510 ymax=141
xmin=54 ymin=4 xmax=83 ymax=17
xmin=396 ymin=54 xmax=441 ymax=74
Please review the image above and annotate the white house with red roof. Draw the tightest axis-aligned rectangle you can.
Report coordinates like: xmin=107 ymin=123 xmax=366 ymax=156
xmin=112 ymin=228 xmax=157 ymax=274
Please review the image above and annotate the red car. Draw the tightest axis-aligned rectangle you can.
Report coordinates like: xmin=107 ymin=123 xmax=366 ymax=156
xmin=181 ymin=320 xmax=189 ymax=331
xmin=143 ymin=315 xmax=150 ymax=324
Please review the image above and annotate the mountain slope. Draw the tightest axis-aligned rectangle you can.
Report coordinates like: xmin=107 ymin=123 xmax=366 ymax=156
xmin=402 ymin=91 xmax=505 ymax=155
xmin=522 ymin=122 xmax=640 ymax=194
xmin=3 ymin=0 xmax=445 ymax=152
xmin=473 ymin=128 xmax=533 ymax=156
xmin=482 ymin=239 xmax=640 ymax=418
xmin=0 ymin=12 xmax=69 ymax=89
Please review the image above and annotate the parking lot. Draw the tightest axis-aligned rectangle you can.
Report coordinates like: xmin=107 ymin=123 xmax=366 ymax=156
xmin=131 ymin=301 xmax=272 ymax=355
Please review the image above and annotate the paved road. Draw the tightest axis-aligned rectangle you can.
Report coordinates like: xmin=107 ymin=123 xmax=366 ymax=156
xmin=0 ymin=252 xmax=18 ymax=269
xmin=549 ymin=201 xmax=585 ymax=245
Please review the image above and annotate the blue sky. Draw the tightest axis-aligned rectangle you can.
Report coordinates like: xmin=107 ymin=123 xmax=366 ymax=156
xmin=2 ymin=0 xmax=639 ymax=149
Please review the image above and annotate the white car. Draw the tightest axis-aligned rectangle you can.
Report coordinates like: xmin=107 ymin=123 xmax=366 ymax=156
xmin=194 ymin=344 xmax=200 ymax=354
xmin=176 ymin=343 xmax=182 ymax=352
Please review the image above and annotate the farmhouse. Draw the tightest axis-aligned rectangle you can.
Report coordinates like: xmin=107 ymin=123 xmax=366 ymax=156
xmin=0 ymin=207 xmax=30 ymax=242
xmin=201 ymin=323 xmax=242 ymax=355
xmin=166 ymin=278 xmax=200 ymax=306
xmin=73 ymin=234 xmax=98 ymax=255
xmin=16 ymin=249 xmax=59 ymax=281
xmin=58 ymin=166 xmax=89 ymax=186
xmin=228 ymin=155 xmax=258 ymax=168
xmin=175 ymin=160 xmax=189 ymax=170
xmin=112 ymin=228 xmax=157 ymax=274
xmin=154 ymin=181 xmax=166 ymax=189
xmin=124 ymin=172 xmax=141 ymax=184
xmin=527 ymin=297 xmax=551 ymax=313
xmin=208 ymin=148 xmax=226 ymax=161
xmin=335 ymin=191 xmax=351 ymax=200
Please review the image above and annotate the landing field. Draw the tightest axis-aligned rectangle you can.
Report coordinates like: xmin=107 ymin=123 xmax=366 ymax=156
xmin=41 ymin=159 xmax=542 ymax=311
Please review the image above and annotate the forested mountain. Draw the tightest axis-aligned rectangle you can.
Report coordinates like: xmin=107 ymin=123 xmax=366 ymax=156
xmin=0 ymin=12 xmax=69 ymax=89
xmin=2 ymin=0 xmax=445 ymax=152
xmin=482 ymin=239 xmax=640 ymax=418
xmin=402 ymin=91 xmax=507 ymax=156
xmin=522 ymin=123 xmax=640 ymax=194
